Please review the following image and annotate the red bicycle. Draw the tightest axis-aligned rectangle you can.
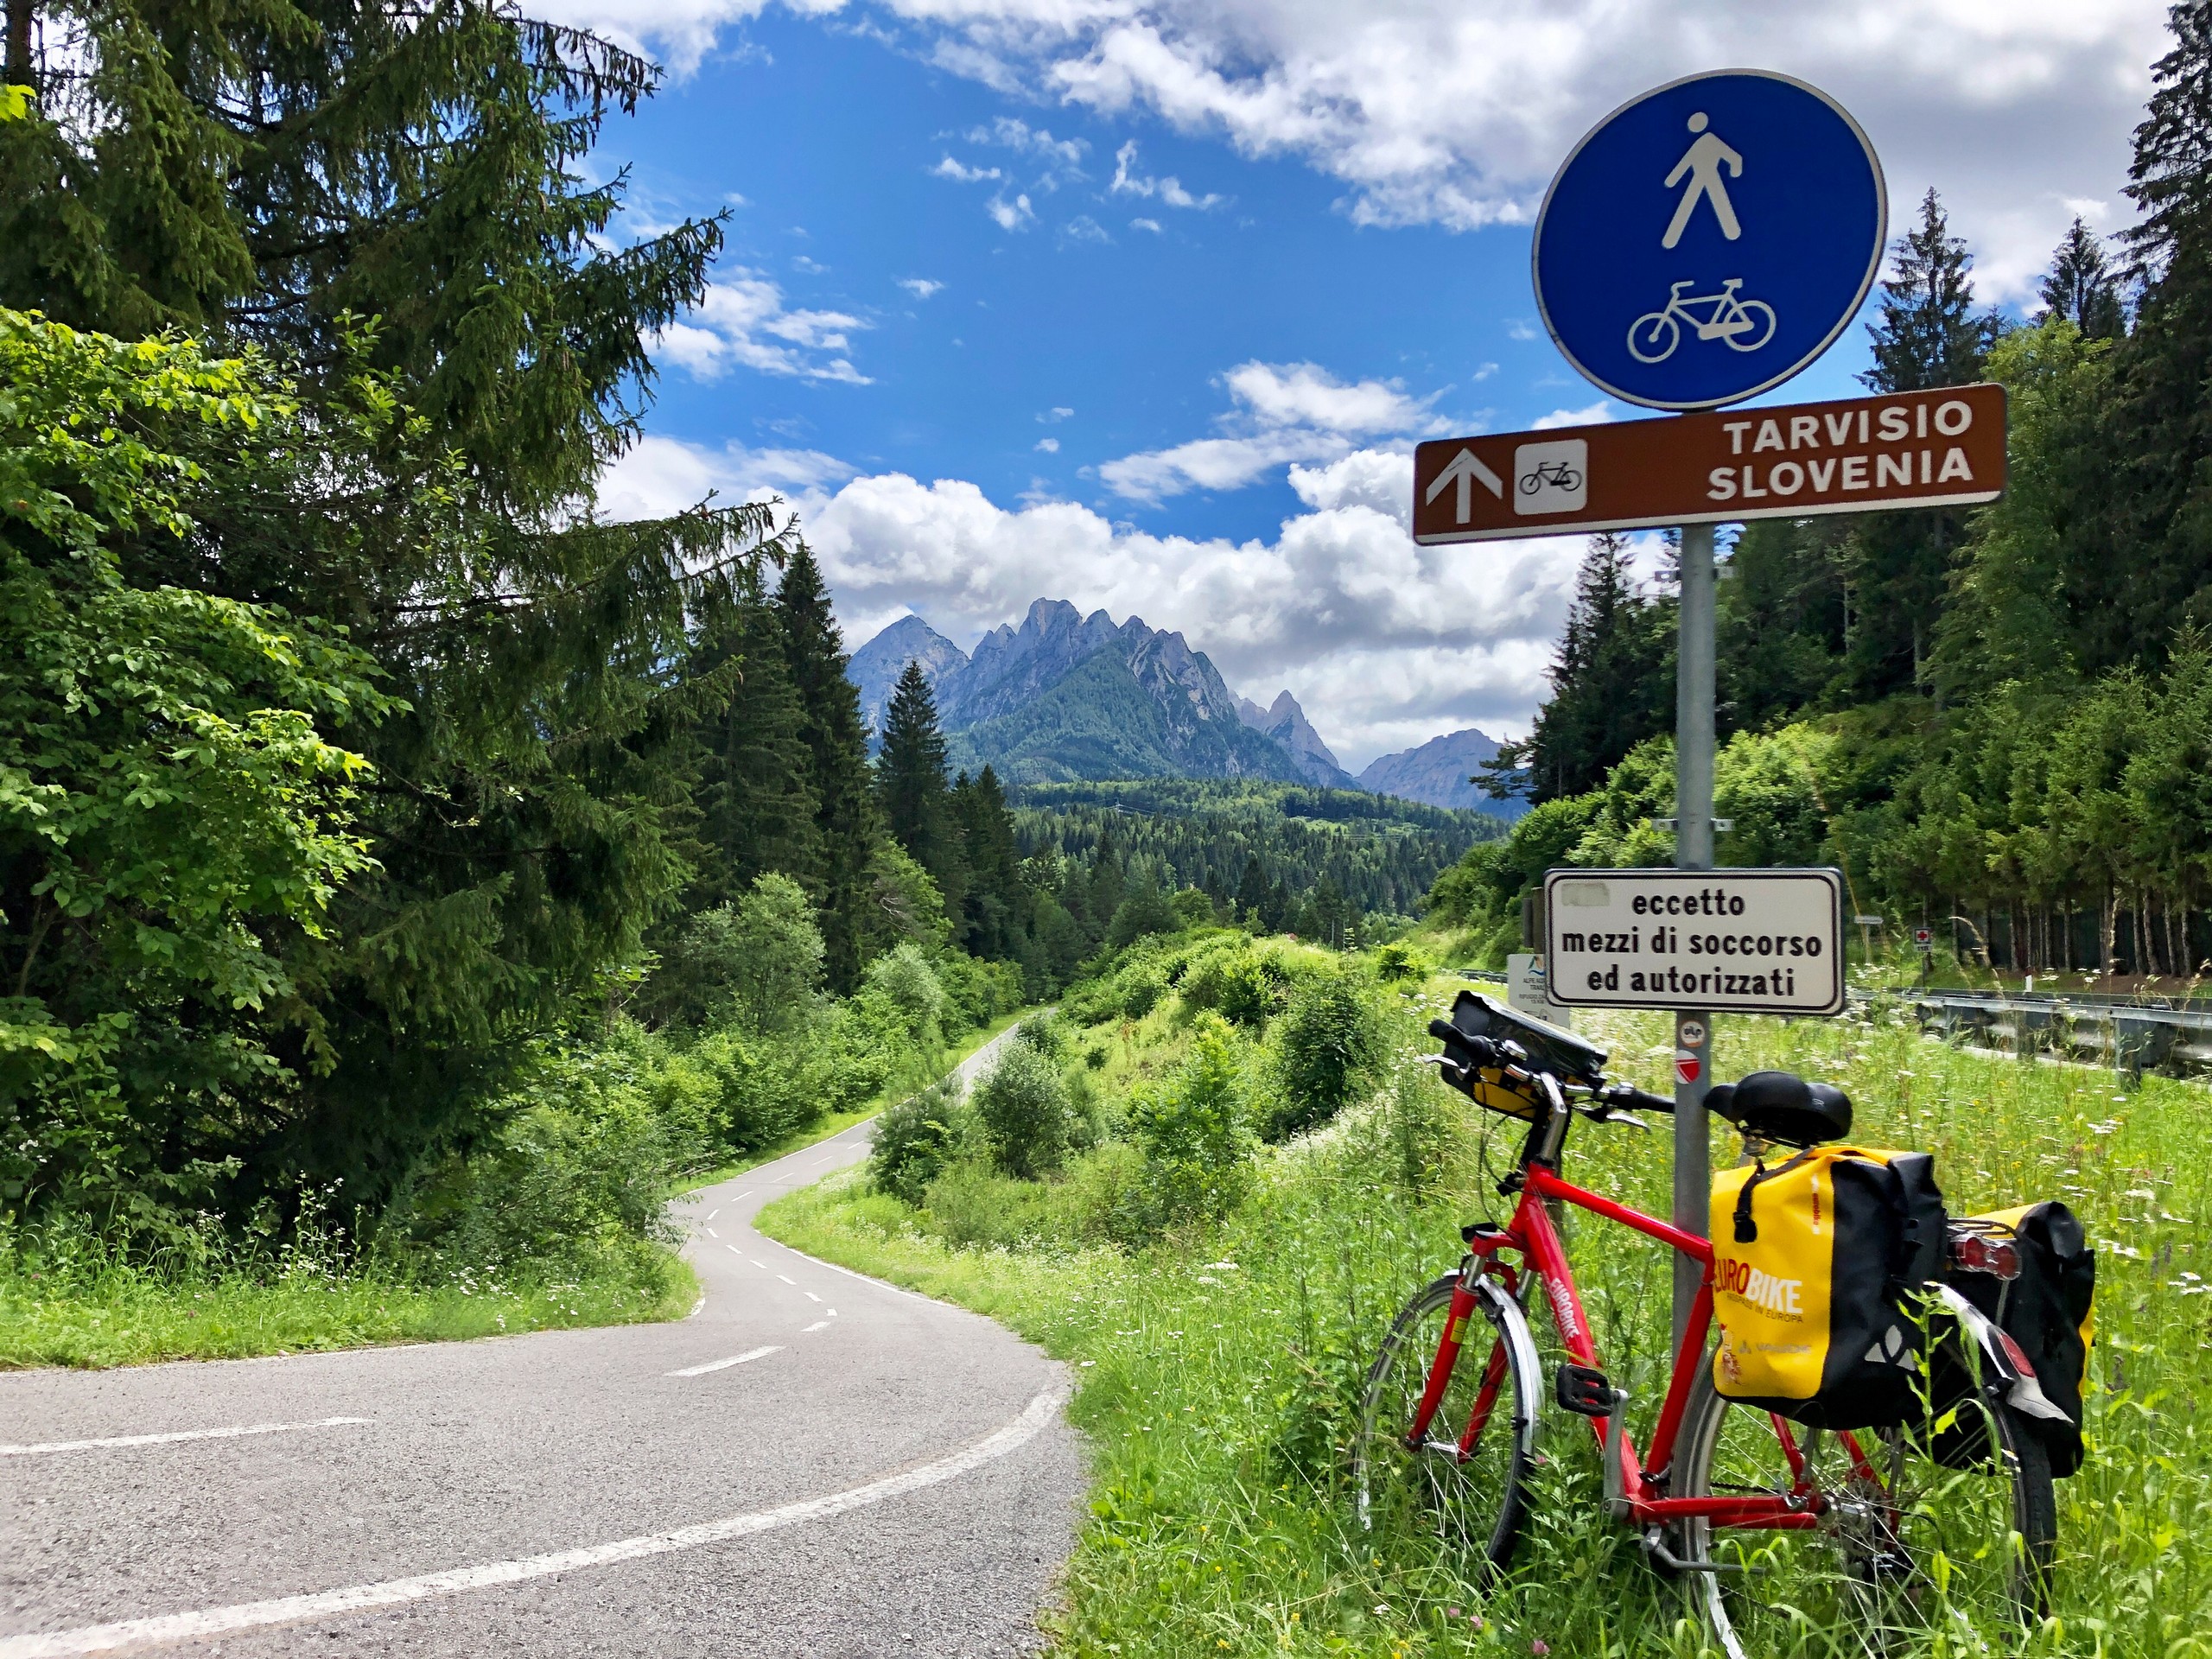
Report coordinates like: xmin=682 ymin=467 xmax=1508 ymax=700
xmin=1353 ymin=994 xmax=2056 ymax=1658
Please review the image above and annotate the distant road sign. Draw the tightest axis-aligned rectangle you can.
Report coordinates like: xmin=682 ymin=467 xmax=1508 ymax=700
xmin=1412 ymin=384 xmax=2004 ymax=545
xmin=1913 ymin=926 xmax=1935 ymax=948
xmin=1542 ymin=868 xmax=1847 ymax=1016
xmin=1534 ymin=70 xmax=1885 ymax=410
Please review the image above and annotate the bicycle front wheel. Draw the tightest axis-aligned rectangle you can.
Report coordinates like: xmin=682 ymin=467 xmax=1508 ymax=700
xmin=1671 ymin=1358 xmax=2056 ymax=1658
xmin=1353 ymin=1272 xmax=1537 ymax=1580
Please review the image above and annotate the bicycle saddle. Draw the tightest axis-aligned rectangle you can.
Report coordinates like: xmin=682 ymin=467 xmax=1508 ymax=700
xmin=1702 ymin=1071 xmax=1852 ymax=1147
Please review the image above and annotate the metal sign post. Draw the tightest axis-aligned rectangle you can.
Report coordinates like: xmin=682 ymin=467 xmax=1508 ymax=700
xmin=1673 ymin=522 xmax=1717 ymax=1348
xmin=1411 ymin=68 xmax=1911 ymax=1356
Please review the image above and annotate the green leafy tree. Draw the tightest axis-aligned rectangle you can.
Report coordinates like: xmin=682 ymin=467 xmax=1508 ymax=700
xmin=0 ymin=315 xmax=390 ymax=1227
xmin=1262 ymin=976 xmax=1384 ymax=1141
xmin=1128 ymin=1014 xmax=1254 ymax=1222
xmin=973 ymin=1039 xmax=1073 ymax=1179
xmin=690 ymin=588 xmax=821 ymax=910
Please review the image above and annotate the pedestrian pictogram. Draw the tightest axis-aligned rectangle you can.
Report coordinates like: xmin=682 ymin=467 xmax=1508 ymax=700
xmin=1662 ymin=112 xmax=1743 ymax=248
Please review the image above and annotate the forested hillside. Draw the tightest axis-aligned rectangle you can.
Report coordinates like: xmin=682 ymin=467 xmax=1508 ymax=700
xmin=1439 ymin=29 xmax=2212 ymax=979
xmin=0 ymin=10 xmax=1037 ymax=1319
xmin=1010 ymin=780 xmax=1503 ymax=947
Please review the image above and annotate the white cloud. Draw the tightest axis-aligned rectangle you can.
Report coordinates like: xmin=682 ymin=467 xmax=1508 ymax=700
xmin=552 ymin=1 xmax=2167 ymax=300
xmin=1062 ymin=213 xmax=1114 ymax=243
xmin=987 ymin=191 xmax=1037 ymax=231
xmin=1100 ymin=360 xmax=1436 ymax=502
xmin=1506 ymin=320 xmax=1539 ymax=341
xmin=1036 ymin=436 xmax=1062 ymax=452
xmin=931 ymin=156 xmax=1002 ymax=182
xmin=792 ymin=254 xmax=829 ymax=273
xmin=1131 ymin=216 xmax=1164 ymax=233
xmin=652 ymin=270 xmax=872 ymax=384
xmin=1110 ymin=140 xmax=1223 ymax=209
xmin=1039 ymin=406 xmax=1076 ymax=423
xmin=899 ymin=276 xmax=947 ymax=298
xmin=785 ymin=461 xmax=1572 ymax=764
xmin=1531 ymin=399 xmax=1611 ymax=429
xmin=595 ymin=433 xmax=855 ymax=520
xmin=969 ymin=116 xmax=1090 ymax=179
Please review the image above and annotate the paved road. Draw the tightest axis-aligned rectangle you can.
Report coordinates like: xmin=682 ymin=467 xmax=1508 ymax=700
xmin=0 ymin=1025 xmax=1082 ymax=1657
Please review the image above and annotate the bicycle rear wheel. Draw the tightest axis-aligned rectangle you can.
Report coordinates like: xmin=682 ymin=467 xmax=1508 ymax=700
xmin=1353 ymin=1272 xmax=1538 ymax=1581
xmin=1671 ymin=1358 xmax=2056 ymax=1658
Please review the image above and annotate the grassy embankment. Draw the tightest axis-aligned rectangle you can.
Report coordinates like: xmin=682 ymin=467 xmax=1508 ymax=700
xmin=0 ymin=1012 xmax=1030 ymax=1370
xmin=761 ymin=944 xmax=2212 ymax=1658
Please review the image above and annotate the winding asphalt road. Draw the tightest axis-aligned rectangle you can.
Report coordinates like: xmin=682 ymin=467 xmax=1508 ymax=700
xmin=0 ymin=1026 xmax=1083 ymax=1657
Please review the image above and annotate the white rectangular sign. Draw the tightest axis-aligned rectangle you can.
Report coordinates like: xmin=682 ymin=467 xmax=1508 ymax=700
xmin=1541 ymin=868 xmax=1847 ymax=1016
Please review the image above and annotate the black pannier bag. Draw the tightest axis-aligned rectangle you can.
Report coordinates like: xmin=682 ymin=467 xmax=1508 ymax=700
xmin=1927 ymin=1200 xmax=2096 ymax=1477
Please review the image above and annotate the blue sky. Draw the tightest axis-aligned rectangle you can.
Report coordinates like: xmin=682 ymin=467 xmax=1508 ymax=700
xmin=576 ymin=0 xmax=2168 ymax=768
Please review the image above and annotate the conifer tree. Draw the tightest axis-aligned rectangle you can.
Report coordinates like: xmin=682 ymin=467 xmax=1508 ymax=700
xmin=1497 ymin=534 xmax=1673 ymax=802
xmin=1236 ymin=855 xmax=1271 ymax=923
xmin=777 ymin=542 xmax=884 ymax=989
xmin=0 ymin=4 xmax=721 ymax=510
xmin=2042 ymin=217 xmax=2127 ymax=340
xmin=1861 ymin=190 xmax=2004 ymax=394
xmin=691 ymin=588 xmax=821 ymax=907
xmin=1848 ymin=188 xmax=2003 ymax=696
xmin=2099 ymin=0 xmax=2212 ymax=669
xmin=875 ymin=665 xmax=969 ymax=926
xmin=950 ymin=764 xmax=1024 ymax=959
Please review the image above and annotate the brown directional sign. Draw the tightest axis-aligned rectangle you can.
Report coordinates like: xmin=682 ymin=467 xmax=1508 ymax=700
xmin=1412 ymin=383 xmax=2005 ymax=545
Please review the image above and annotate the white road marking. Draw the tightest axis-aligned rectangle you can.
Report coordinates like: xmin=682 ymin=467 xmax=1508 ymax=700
xmin=707 ymin=1228 xmax=719 ymax=1239
xmin=685 ymin=1293 xmax=707 ymax=1319
xmin=0 ymin=1389 xmax=1067 ymax=1658
xmin=732 ymin=1191 xmax=753 ymax=1200
xmin=799 ymin=1320 xmax=831 ymax=1334
xmin=776 ymin=1274 xmax=795 ymax=1286
xmin=706 ymin=1208 xmax=720 ymax=1222
xmin=0 ymin=1418 xmax=371 ymax=1459
xmin=750 ymin=1259 xmax=766 ymax=1269
xmin=664 ymin=1346 xmax=781 ymax=1378
xmin=726 ymin=1245 xmax=744 ymax=1257
xmin=803 ymin=1291 xmax=822 ymax=1304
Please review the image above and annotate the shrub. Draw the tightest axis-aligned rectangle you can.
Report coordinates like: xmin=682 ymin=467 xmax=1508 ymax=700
xmin=973 ymin=1040 xmax=1076 ymax=1179
xmin=1373 ymin=941 xmax=1428 ymax=983
xmin=1010 ymin=1012 xmax=1069 ymax=1062
xmin=865 ymin=944 xmax=948 ymax=1039
xmin=1128 ymin=1014 xmax=1255 ymax=1223
xmin=635 ymin=874 xmax=826 ymax=1033
xmin=922 ymin=1157 xmax=1059 ymax=1249
xmin=1262 ymin=974 xmax=1386 ymax=1141
xmin=869 ymin=1078 xmax=970 ymax=1205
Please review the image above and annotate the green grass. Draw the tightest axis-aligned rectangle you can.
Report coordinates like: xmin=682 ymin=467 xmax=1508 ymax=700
xmin=760 ymin=979 xmax=2212 ymax=1659
xmin=1 ymin=1007 xmax=1033 ymax=1372
xmin=0 ymin=1243 xmax=698 ymax=1370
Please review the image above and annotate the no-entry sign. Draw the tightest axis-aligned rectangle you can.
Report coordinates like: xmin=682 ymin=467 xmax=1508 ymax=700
xmin=1413 ymin=384 xmax=2005 ymax=546
xmin=1542 ymin=868 xmax=1847 ymax=1015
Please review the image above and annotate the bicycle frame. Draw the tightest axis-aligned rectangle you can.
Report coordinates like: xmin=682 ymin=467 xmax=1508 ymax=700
xmin=1407 ymin=1107 xmax=1845 ymax=1533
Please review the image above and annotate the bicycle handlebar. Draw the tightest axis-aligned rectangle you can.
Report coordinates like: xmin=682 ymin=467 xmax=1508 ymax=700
xmin=1427 ymin=1018 xmax=1673 ymax=1116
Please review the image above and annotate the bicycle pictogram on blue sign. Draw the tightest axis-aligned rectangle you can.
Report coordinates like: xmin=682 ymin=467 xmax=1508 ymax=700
xmin=1533 ymin=71 xmax=1885 ymax=410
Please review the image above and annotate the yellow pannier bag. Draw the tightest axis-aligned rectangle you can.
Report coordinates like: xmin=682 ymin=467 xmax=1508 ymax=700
xmin=1710 ymin=1144 xmax=1947 ymax=1428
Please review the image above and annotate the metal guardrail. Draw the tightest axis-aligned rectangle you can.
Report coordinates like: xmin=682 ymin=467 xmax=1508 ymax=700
xmin=1906 ymin=989 xmax=2212 ymax=1077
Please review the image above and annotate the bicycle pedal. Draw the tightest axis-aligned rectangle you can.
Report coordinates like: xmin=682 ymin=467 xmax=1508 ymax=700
xmin=1554 ymin=1362 xmax=1621 ymax=1418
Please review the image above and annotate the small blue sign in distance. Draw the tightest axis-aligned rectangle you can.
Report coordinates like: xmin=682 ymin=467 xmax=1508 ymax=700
xmin=1534 ymin=70 xmax=1885 ymax=411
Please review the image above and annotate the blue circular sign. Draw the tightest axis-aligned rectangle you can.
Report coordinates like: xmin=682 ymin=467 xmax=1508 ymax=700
xmin=1533 ymin=70 xmax=1885 ymax=410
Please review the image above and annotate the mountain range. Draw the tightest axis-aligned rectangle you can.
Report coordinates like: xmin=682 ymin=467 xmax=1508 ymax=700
xmin=846 ymin=601 xmax=1525 ymax=817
